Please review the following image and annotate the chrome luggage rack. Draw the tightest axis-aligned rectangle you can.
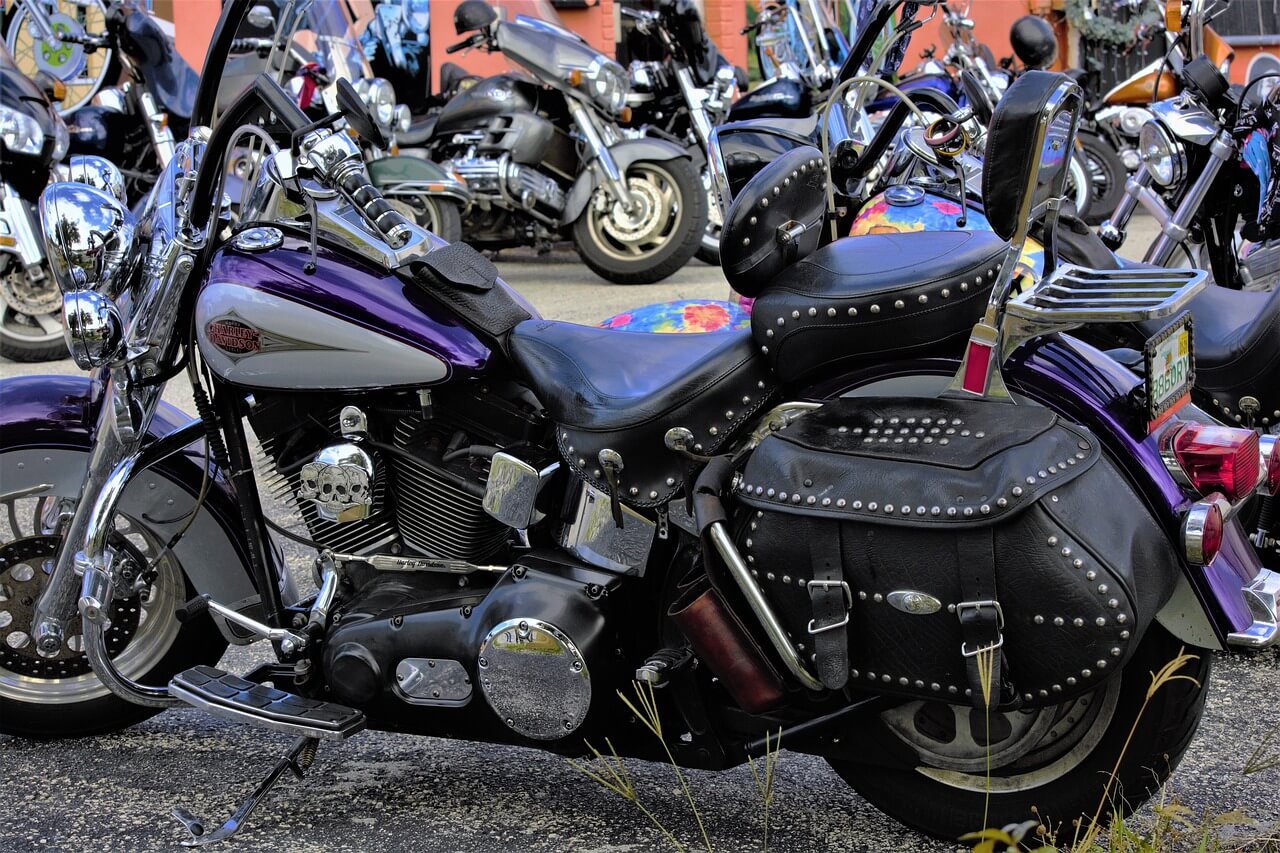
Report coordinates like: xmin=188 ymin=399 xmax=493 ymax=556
xmin=1006 ymin=264 xmax=1207 ymax=327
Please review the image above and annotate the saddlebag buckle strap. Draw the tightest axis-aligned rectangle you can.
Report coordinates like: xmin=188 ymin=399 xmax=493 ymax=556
xmin=956 ymin=529 xmax=1004 ymax=709
xmin=957 ymin=599 xmax=1005 ymax=657
xmin=807 ymin=527 xmax=850 ymax=689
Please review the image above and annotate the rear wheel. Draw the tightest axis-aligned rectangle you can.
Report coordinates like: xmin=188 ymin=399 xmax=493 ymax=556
xmin=0 ymin=258 xmax=66 ymax=363
xmin=573 ymin=157 xmax=707 ymax=284
xmin=1066 ymin=154 xmax=1094 ymax=222
xmin=829 ymin=623 xmax=1210 ymax=840
xmin=0 ymin=490 xmax=227 ymax=738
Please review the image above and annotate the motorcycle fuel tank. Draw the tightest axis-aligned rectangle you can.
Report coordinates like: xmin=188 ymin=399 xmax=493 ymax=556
xmin=195 ymin=231 xmax=493 ymax=391
xmin=433 ymin=75 xmax=539 ymax=137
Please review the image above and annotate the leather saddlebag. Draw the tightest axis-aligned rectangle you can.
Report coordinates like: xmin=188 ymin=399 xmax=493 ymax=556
xmin=734 ymin=397 xmax=1179 ymax=708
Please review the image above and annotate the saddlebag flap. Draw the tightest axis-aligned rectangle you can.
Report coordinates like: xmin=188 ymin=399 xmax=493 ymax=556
xmin=734 ymin=397 xmax=1179 ymax=708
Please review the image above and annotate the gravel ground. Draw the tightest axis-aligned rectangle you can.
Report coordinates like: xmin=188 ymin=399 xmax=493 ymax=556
xmin=2 ymin=222 xmax=1278 ymax=852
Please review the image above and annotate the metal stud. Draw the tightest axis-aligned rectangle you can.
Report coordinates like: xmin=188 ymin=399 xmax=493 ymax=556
xmin=996 ymin=498 xmax=1008 ymax=508
xmin=750 ymin=216 xmax=758 ymax=225
xmin=960 ymin=282 xmax=969 ymax=291
xmin=838 ymin=499 xmax=848 ymax=508
xmin=1053 ymin=617 xmax=1064 ymax=626
xmin=1061 ymin=547 xmax=1072 ymax=557
xmin=1108 ymin=598 xmax=1119 ymax=609
xmin=941 ymin=288 xmax=951 ymax=298
xmin=630 ymin=487 xmax=639 ymax=496
xmin=1082 ymin=668 xmax=1092 ymax=678
xmin=822 ymin=498 xmax=831 ymax=506
xmin=870 ymin=304 xmax=880 ymax=313
xmin=867 ymin=502 xmax=878 ymax=511
xmin=1073 ymin=617 xmax=1084 ymax=627
xmin=709 ymin=426 xmax=718 ymax=436
xmin=760 ymin=197 xmax=769 ymax=208
xmin=766 ymin=329 xmax=774 ymax=338
xmin=827 ymin=307 xmax=837 ymax=317
xmin=847 ymin=306 xmax=858 ymax=317
xmin=1111 ymin=647 xmax=1122 ymax=657
xmin=918 ymin=294 xmax=928 ymax=304
xmin=884 ymin=504 xmax=895 ymax=513
xmin=649 ymin=491 xmax=658 ymax=499
xmin=742 ymin=237 xmax=750 ymax=246
xmin=894 ymin=299 xmax=905 ymax=309
xmin=1085 ymin=570 xmax=1096 ymax=580
xmin=1066 ymin=676 xmax=1077 ymax=686
xmin=1047 ymin=536 xmax=1058 ymax=546
xmin=1097 ymin=583 xmax=1108 ymax=594
xmin=761 ymin=346 xmax=768 ymax=354
xmin=808 ymin=307 xmax=817 ymax=317
xmin=1034 ymin=615 xmax=1044 ymax=624
xmin=666 ymin=477 xmax=676 ymax=486
xmin=1012 ymin=486 xmax=1023 ymax=497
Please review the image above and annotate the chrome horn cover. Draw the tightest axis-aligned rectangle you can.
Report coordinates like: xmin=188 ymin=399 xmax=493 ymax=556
xmin=61 ymin=289 xmax=123 ymax=369
xmin=55 ymin=155 xmax=127 ymax=202
xmin=38 ymin=182 xmax=136 ymax=296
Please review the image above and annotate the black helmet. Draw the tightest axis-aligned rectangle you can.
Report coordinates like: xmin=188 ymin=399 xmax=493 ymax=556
xmin=455 ymin=0 xmax=497 ymax=35
xmin=1010 ymin=16 xmax=1057 ymax=69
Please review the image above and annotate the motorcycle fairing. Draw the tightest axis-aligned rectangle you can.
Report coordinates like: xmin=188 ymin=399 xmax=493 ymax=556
xmin=430 ymin=74 xmax=543 ymax=139
xmin=366 ymin=156 xmax=471 ymax=205
xmin=0 ymin=375 xmax=289 ymax=643
xmin=117 ymin=0 xmax=198 ymax=126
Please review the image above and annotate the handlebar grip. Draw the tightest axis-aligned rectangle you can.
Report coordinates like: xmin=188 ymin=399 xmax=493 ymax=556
xmin=336 ymin=168 xmax=413 ymax=247
xmin=446 ymin=37 xmax=473 ymax=54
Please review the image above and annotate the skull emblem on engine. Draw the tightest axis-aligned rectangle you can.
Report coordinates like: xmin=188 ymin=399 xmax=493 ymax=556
xmin=296 ymin=443 xmax=375 ymax=523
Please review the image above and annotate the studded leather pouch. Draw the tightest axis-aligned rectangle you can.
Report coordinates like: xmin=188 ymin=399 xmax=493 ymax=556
xmin=733 ymin=397 xmax=1179 ymax=708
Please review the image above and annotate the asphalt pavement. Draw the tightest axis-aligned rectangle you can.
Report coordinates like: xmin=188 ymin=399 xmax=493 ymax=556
xmin=2 ymin=222 xmax=1278 ymax=852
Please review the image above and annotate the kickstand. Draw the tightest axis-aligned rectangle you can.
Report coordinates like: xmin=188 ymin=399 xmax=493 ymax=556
xmin=172 ymin=736 xmax=319 ymax=848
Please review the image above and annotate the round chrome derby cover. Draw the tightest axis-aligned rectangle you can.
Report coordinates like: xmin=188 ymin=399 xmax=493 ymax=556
xmin=477 ymin=618 xmax=591 ymax=740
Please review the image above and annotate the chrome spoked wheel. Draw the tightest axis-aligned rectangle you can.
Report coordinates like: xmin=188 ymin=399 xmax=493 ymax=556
xmin=4 ymin=0 xmax=113 ymax=115
xmin=0 ymin=493 xmax=183 ymax=705
xmin=586 ymin=163 xmax=685 ymax=263
xmin=0 ymin=258 xmax=66 ymax=362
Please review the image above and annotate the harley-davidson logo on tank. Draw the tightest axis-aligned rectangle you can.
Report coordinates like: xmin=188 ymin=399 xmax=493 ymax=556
xmin=204 ymin=313 xmax=333 ymax=361
xmin=195 ymin=282 xmax=450 ymax=390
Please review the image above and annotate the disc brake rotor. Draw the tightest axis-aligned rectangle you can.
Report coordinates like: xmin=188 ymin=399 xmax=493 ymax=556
xmin=1 ymin=261 xmax=61 ymax=318
xmin=0 ymin=536 xmax=141 ymax=679
xmin=600 ymin=176 xmax=665 ymax=246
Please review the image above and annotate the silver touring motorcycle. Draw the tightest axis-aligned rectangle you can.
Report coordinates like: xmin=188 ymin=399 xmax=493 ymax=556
xmin=1 ymin=0 xmax=1276 ymax=845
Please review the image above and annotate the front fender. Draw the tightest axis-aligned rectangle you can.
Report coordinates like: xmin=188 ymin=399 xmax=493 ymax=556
xmin=0 ymin=375 xmax=289 ymax=643
xmin=368 ymin=155 xmax=472 ymax=205
xmin=563 ymin=137 xmax=694 ymax=224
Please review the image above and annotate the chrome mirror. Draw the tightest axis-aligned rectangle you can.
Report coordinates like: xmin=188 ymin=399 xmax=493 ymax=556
xmin=38 ymin=182 xmax=136 ymax=295
xmin=246 ymin=4 xmax=276 ymax=30
xmin=56 ymin=155 xmax=126 ymax=202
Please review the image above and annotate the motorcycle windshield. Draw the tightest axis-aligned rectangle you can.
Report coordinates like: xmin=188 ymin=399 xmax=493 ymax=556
xmin=496 ymin=14 xmax=608 ymax=84
xmin=212 ymin=0 xmax=374 ymax=119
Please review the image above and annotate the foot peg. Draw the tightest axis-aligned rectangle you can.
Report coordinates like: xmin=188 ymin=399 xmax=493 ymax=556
xmin=635 ymin=647 xmax=693 ymax=685
xmin=172 ymin=736 xmax=319 ymax=847
xmin=169 ymin=665 xmax=365 ymax=740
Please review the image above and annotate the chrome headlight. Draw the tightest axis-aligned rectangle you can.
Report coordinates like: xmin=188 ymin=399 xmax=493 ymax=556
xmin=0 ymin=104 xmax=44 ymax=157
xmin=38 ymin=182 xmax=136 ymax=295
xmin=581 ymin=57 xmax=629 ymax=115
xmin=1138 ymin=120 xmax=1186 ymax=188
xmin=358 ymin=77 xmax=397 ymax=128
xmin=393 ymin=104 xmax=411 ymax=135
xmin=62 ymin=289 xmax=124 ymax=369
xmin=56 ymin=155 xmax=126 ymax=202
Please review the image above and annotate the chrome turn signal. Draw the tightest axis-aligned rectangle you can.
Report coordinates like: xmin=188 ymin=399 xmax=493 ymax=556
xmin=1182 ymin=492 xmax=1229 ymax=566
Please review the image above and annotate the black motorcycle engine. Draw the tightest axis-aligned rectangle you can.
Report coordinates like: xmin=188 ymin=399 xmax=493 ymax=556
xmin=321 ymin=553 xmax=626 ymax=743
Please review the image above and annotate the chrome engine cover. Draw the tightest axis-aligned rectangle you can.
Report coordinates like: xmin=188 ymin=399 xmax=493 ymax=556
xmin=298 ymin=443 xmax=375 ymax=523
xmin=478 ymin=617 xmax=591 ymax=740
xmin=450 ymin=152 xmax=566 ymax=215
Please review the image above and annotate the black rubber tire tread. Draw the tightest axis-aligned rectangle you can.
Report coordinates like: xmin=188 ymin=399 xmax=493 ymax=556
xmin=572 ymin=156 xmax=708 ymax=285
xmin=0 ymin=330 xmax=69 ymax=363
xmin=829 ymin=623 xmax=1212 ymax=841
xmin=1078 ymin=131 xmax=1129 ymax=226
xmin=0 ymin=600 xmax=228 ymax=740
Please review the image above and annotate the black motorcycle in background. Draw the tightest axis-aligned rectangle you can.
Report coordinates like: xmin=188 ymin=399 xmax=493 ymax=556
xmin=419 ymin=1 xmax=706 ymax=284
xmin=620 ymin=0 xmax=743 ymax=264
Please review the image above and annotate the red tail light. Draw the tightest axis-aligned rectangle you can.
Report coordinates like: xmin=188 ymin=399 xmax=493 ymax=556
xmin=1167 ymin=424 xmax=1260 ymax=502
xmin=1183 ymin=493 xmax=1227 ymax=566
xmin=1261 ymin=435 xmax=1280 ymax=495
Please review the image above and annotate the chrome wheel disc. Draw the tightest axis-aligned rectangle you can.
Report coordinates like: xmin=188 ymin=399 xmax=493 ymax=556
xmin=0 ymin=493 xmax=183 ymax=704
xmin=587 ymin=163 xmax=683 ymax=262
xmin=880 ymin=679 xmax=1121 ymax=793
xmin=0 ymin=261 xmax=63 ymax=347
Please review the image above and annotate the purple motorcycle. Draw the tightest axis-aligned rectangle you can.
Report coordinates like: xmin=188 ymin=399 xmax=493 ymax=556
xmin=0 ymin=0 xmax=1275 ymax=843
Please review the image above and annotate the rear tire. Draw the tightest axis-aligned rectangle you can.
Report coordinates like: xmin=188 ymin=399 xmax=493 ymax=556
xmin=573 ymin=157 xmax=707 ymax=284
xmin=829 ymin=623 xmax=1210 ymax=840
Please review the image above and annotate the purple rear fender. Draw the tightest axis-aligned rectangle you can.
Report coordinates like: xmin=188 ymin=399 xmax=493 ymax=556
xmin=0 ymin=375 xmax=275 ymax=636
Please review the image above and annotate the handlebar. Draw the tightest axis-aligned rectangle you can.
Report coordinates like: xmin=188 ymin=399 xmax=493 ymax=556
xmin=446 ymin=34 xmax=483 ymax=54
xmin=839 ymin=87 xmax=963 ymax=181
xmin=333 ymin=167 xmax=412 ymax=248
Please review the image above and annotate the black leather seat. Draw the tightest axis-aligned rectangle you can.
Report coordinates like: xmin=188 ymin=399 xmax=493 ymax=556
xmin=1141 ymin=283 xmax=1280 ymax=422
xmin=509 ymin=321 xmax=777 ymax=506
xmin=750 ymin=229 xmax=1008 ymax=382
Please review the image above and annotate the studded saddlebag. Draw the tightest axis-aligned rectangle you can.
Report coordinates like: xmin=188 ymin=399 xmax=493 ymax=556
xmin=734 ymin=397 xmax=1179 ymax=709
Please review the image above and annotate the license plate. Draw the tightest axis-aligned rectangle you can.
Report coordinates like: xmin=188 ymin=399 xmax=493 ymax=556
xmin=1144 ymin=313 xmax=1194 ymax=432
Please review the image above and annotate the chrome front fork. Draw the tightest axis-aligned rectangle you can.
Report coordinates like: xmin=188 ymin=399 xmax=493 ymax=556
xmin=139 ymin=90 xmax=177 ymax=169
xmin=0 ymin=182 xmax=46 ymax=268
xmin=1100 ymin=130 xmax=1234 ymax=267
xmin=567 ymin=99 xmax=634 ymax=211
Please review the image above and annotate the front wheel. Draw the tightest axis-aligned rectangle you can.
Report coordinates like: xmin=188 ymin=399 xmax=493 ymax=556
xmin=0 ymin=257 xmax=67 ymax=363
xmin=573 ymin=157 xmax=707 ymax=284
xmin=0 ymin=489 xmax=227 ymax=739
xmin=829 ymin=623 xmax=1211 ymax=840
xmin=1078 ymin=131 xmax=1128 ymax=225
xmin=387 ymin=194 xmax=463 ymax=244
